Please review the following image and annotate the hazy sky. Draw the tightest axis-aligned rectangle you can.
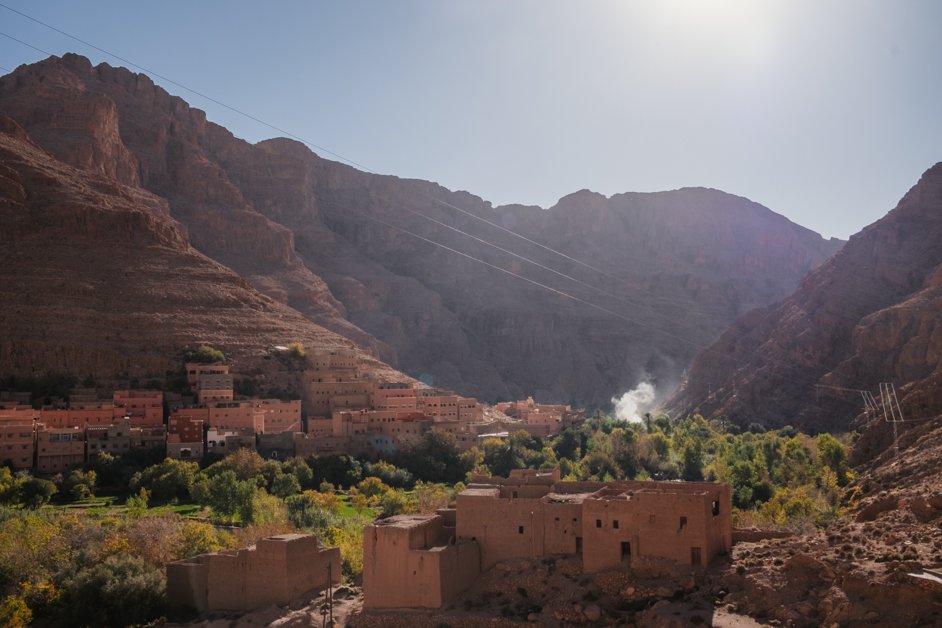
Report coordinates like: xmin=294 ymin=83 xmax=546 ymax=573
xmin=1 ymin=0 xmax=940 ymax=239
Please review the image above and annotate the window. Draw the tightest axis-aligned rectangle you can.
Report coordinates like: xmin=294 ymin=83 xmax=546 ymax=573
xmin=518 ymin=526 xmax=524 ymax=534
xmin=679 ymin=516 xmax=687 ymax=529
xmin=712 ymin=500 xmax=720 ymax=516
xmin=596 ymin=519 xmax=602 ymax=528
xmin=613 ymin=520 xmax=619 ymax=529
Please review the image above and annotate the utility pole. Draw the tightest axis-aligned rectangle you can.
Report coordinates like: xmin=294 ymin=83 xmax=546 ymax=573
xmin=878 ymin=383 xmax=904 ymax=462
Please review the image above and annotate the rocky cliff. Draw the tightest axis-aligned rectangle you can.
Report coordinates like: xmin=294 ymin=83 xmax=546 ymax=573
xmin=0 ymin=55 xmax=842 ymax=406
xmin=0 ymin=114 xmax=402 ymax=387
xmin=666 ymin=162 xmax=942 ymax=439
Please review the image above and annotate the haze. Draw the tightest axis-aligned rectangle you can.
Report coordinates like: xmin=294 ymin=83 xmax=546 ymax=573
xmin=1 ymin=0 xmax=940 ymax=239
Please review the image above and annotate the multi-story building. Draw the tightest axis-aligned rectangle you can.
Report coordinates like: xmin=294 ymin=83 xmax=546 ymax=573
xmin=207 ymin=401 xmax=265 ymax=432
xmin=185 ymin=362 xmax=230 ymax=387
xmin=113 ymin=390 xmax=163 ymax=427
xmin=206 ymin=427 xmax=255 ymax=457
xmin=40 ymin=402 xmax=115 ymax=429
xmin=256 ymin=399 xmax=301 ymax=433
xmin=86 ymin=418 xmax=133 ymax=458
xmin=196 ymin=373 xmax=234 ymax=404
xmin=167 ymin=433 xmax=204 ymax=460
xmin=35 ymin=425 xmax=84 ymax=473
xmin=0 ymin=418 xmax=35 ymax=470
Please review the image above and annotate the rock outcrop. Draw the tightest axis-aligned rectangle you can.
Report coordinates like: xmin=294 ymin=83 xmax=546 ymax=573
xmin=0 ymin=55 xmax=842 ymax=406
xmin=0 ymin=115 xmax=402 ymax=386
xmin=666 ymin=161 xmax=942 ymax=437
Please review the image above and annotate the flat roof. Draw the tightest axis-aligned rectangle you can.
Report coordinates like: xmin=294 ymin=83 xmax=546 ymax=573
xmin=373 ymin=514 xmax=439 ymax=528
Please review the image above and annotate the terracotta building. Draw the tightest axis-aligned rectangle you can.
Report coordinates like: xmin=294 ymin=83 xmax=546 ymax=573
xmin=207 ymin=401 xmax=265 ymax=432
xmin=185 ymin=362 xmax=230 ymax=386
xmin=363 ymin=512 xmax=480 ymax=609
xmin=256 ymin=399 xmax=301 ymax=433
xmin=363 ymin=468 xmax=732 ymax=609
xmin=86 ymin=418 xmax=133 ymax=458
xmin=166 ymin=533 xmax=340 ymax=613
xmin=40 ymin=402 xmax=115 ymax=429
xmin=35 ymin=425 xmax=84 ymax=473
xmin=0 ymin=418 xmax=35 ymax=470
xmin=195 ymin=373 xmax=234 ymax=404
xmin=113 ymin=389 xmax=163 ymax=427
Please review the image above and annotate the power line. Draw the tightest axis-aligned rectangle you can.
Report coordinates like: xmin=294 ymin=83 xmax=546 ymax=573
xmin=0 ymin=9 xmax=928 ymax=420
xmin=0 ymin=30 xmax=53 ymax=57
xmin=0 ymin=2 xmax=698 ymax=311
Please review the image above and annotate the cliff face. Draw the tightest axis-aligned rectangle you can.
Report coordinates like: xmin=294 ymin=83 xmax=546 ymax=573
xmin=0 ymin=55 xmax=842 ymax=405
xmin=666 ymin=163 xmax=942 ymax=439
xmin=0 ymin=115 xmax=403 ymax=386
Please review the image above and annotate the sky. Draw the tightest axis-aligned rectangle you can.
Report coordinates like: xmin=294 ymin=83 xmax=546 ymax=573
xmin=0 ymin=0 xmax=940 ymax=239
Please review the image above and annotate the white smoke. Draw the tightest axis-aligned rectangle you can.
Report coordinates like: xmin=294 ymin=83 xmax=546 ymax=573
xmin=611 ymin=382 xmax=657 ymax=423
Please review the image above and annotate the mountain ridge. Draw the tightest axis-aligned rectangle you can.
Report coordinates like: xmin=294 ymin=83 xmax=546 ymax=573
xmin=0 ymin=53 xmax=843 ymax=407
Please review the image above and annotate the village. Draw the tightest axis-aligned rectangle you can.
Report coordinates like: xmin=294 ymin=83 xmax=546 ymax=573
xmin=0 ymin=349 xmax=585 ymax=474
xmin=0 ymin=349 xmax=740 ymax=622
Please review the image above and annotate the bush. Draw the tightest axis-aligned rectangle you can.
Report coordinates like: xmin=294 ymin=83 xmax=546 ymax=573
xmin=184 ymin=345 xmax=226 ymax=364
xmin=59 ymin=553 xmax=165 ymax=627
xmin=285 ymin=493 xmax=337 ymax=531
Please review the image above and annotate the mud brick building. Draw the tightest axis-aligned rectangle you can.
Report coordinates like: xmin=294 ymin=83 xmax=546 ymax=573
xmin=166 ymin=533 xmax=340 ymax=613
xmin=363 ymin=468 xmax=731 ymax=609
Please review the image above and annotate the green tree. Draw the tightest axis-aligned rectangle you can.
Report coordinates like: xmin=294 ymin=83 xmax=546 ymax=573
xmin=201 ymin=470 xmax=255 ymax=521
xmin=285 ymin=492 xmax=336 ymax=530
xmin=184 ymin=344 xmax=226 ymax=364
xmin=61 ymin=469 xmax=97 ymax=500
xmin=282 ymin=457 xmax=315 ymax=488
xmin=130 ymin=458 xmax=197 ymax=502
xmin=59 ymin=553 xmax=165 ymax=628
xmin=271 ymin=473 xmax=301 ymax=499
xmin=17 ymin=476 xmax=57 ymax=508
xmin=553 ymin=428 xmax=581 ymax=460
xmin=398 ymin=431 xmax=467 ymax=484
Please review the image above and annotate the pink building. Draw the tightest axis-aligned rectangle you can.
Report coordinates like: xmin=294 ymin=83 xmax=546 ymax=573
xmin=113 ymin=389 xmax=163 ymax=427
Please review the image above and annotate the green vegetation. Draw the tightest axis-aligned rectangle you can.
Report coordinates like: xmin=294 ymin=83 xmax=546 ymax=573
xmin=0 ymin=410 xmax=856 ymax=624
xmin=182 ymin=344 xmax=226 ymax=364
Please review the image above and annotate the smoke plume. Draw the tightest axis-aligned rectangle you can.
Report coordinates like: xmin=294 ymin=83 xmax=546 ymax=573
xmin=611 ymin=382 xmax=656 ymax=423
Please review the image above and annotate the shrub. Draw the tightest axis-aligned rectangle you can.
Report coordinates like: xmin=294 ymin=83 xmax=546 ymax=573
xmin=59 ymin=553 xmax=165 ymax=627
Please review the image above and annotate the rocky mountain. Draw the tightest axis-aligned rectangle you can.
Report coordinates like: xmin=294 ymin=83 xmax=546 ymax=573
xmin=0 ymin=54 xmax=842 ymax=405
xmin=666 ymin=161 xmax=942 ymax=438
xmin=0 ymin=113 xmax=403 ymax=388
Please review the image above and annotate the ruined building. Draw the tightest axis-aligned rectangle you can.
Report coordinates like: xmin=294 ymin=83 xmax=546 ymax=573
xmin=166 ymin=533 xmax=340 ymax=614
xmin=363 ymin=469 xmax=731 ymax=609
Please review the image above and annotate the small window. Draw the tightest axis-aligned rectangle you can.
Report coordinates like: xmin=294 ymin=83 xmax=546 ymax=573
xmin=555 ymin=516 xmax=560 ymax=522
xmin=712 ymin=500 xmax=720 ymax=516
xmin=596 ymin=519 xmax=602 ymax=528
xmin=679 ymin=516 xmax=687 ymax=529
xmin=518 ymin=526 xmax=524 ymax=534
xmin=613 ymin=520 xmax=619 ymax=529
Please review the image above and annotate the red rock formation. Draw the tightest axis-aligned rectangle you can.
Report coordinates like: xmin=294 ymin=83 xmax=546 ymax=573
xmin=0 ymin=115 xmax=402 ymax=387
xmin=667 ymin=162 xmax=942 ymax=441
xmin=0 ymin=54 xmax=841 ymax=407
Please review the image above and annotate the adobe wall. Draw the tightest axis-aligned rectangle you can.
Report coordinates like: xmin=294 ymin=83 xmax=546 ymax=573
xmin=166 ymin=559 xmax=209 ymax=613
xmin=363 ymin=515 xmax=445 ymax=608
xmin=581 ymin=487 xmax=729 ymax=571
xmin=168 ymin=534 xmax=339 ymax=614
xmin=205 ymin=551 xmax=246 ymax=611
xmin=363 ymin=515 xmax=478 ymax=609
xmin=432 ymin=541 xmax=481 ymax=605
xmin=456 ymin=490 xmax=548 ymax=569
